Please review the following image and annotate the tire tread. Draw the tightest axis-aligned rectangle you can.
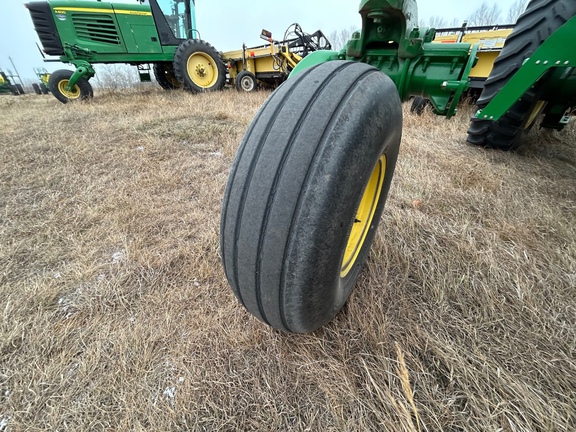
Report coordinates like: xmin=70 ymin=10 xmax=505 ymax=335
xmin=467 ymin=0 xmax=576 ymax=149
xmin=221 ymin=61 xmax=402 ymax=332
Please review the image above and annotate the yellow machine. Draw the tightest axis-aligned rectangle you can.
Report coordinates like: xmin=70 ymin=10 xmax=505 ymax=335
xmin=32 ymin=67 xmax=51 ymax=94
xmin=222 ymin=24 xmax=331 ymax=92
xmin=0 ymin=69 xmax=24 ymax=95
xmin=433 ymin=23 xmax=514 ymax=90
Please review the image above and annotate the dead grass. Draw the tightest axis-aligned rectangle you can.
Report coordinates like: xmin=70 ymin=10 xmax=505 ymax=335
xmin=0 ymin=88 xmax=574 ymax=431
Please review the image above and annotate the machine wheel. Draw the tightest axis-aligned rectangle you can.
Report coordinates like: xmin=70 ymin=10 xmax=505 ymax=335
xmin=153 ymin=62 xmax=181 ymax=90
xmin=220 ymin=61 xmax=402 ymax=333
xmin=173 ymin=39 xmax=226 ymax=93
xmin=49 ymin=69 xmax=93 ymax=104
xmin=9 ymin=85 xmax=19 ymax=96
xmin=235 ymin=71 xmax=257 ymax=92
xmin=410 ymin=96 xmax=430 ymax=115
xmin=39 ymin=83 xmax=49 ymax=94
xmin=15 ymin=84 xmax=25 ymax=95
xmin=32 ymin=83 xmax=41 ymax=94
xmin=467 ymin=0 xmax=576 ymax=150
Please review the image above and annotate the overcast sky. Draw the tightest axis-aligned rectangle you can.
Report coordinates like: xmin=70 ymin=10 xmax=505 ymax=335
xmin=1 ymin=0 xmax=520 ymax=82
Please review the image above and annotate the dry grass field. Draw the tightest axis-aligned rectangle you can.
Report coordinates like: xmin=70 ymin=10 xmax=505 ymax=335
xmin=1 ymin=88 xmax=574 ymax=431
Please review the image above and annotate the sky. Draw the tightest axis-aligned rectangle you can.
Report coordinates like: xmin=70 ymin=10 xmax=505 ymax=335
xmin=1 ymin=0 xmax=521 ymax=82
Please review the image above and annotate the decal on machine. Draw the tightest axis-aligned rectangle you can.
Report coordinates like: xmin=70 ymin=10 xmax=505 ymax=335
xmin=54 ymin=9 xmax=67 ymax=21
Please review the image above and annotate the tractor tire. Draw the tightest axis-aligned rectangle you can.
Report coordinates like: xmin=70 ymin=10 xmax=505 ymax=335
xmin=49 ymin=69 xmax=93 ymax=104
xmin=153 ymin=62 xmax=181 ymax=90
xmin=220 ymin=61 xmax=402 ymax=333
xmin=235 ymin=70 xmax=257 ymax=92
xmin=173 ymin=39 xmax=226 ymax=93
xmin=39 ymin=83 xmax=49 ymax=94
xmin=32 ymin=83 xmax=41 ymax=95
xmin=15 ymin=84 xmax=25 ymax=95
xmin=9 ymin=85 xmax=19 ymax=96
xmin=467 ymin=0 xmax=576 ymax=150
xmin=410 ymin=96 xmax=430 ymax=115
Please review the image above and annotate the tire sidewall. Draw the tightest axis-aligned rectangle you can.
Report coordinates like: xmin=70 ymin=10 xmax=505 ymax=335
xmin=283 ymin=62 xmax=402 ymax=331
xmin=221 ymin=60 xmax=403 ymax=333
xmin=410 ymin=96 xmax=429 ymax=115
xmin=468 ymin=0 xmax=576 ymax=148
xmin=153 ymin=62 xmax=180 ymax=90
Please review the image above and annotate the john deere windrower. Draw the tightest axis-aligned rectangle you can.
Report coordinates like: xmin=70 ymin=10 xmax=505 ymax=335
xmin=221 ymin=0 xmax=576 ymax=333
xmin=27 ymin=0 xmax=226 ymax=103
xmin=27 ymin=1 xmax=333 ymax=102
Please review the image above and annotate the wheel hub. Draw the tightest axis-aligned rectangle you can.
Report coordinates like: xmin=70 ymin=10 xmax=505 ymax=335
xmin=57 ymin=80 xmax=80 ymax=99
xmin=241 ymin=76 xmax=254 ymax=91
xmin=195 ymin=65 xmax=206 ymax=78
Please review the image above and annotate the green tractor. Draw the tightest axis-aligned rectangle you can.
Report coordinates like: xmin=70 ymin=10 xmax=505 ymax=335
xmin=0 ymin=71 xmax=17 ymax=95
xmin=0 ymin=69 xmax=25 ymax=96
xmin=26 ymin=0 xmax=226 ymax=103
xmin=32 ymin=67 xmax=51 ymax=94
xmin=220 ymin=0 xmax=576 ymax=333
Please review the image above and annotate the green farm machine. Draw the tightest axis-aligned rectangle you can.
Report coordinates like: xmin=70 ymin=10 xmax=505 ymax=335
xmin=26 ymin=0 xmax=331 ymax=101
xmin=220 ymin=0 xmax=576 ymax=333
xmin=0 ymin=70 xmax=25 ymax=96
xmin=223 ymin=24 xmax=331 ymax=92
xmin=0 ymin=71 xmax=17 ymax=95
xmin=32 ymin=67 xmax=51 ymax=94
xmin=26 ymin=0 xmax=227 ymax=102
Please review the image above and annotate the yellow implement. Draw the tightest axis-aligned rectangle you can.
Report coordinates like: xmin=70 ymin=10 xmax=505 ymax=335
xmin=222 ymin=24 xmax=331 ymax=92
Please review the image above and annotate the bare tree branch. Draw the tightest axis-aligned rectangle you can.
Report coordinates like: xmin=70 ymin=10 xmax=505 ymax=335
xmin=328 ymin=26 xmax=357 ymax=51
xmin=506 ymin=0 xmax=528 ymax=23
xmin=467 ymin=2 xmax=502 ymax=26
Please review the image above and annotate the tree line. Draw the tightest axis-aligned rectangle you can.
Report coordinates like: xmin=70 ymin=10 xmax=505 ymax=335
xmin=427 ymin=0 xmax=528 ymax=28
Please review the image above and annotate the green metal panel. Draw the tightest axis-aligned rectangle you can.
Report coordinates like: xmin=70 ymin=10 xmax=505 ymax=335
xmin=289 ymin=51 xmax=340 ymax=77
xmin=115 ymin=17 xmax=163 ymax=54
xmin=348 ymin=0 xmax=419 ymax=59
xmin=67 ymin=51 xmax=177 ymax=66
xmin=358 ymin=41 xmax=477 ymax=117
xmin=291 ymin=0 xmax=476 ymax=118
xmin=540 ymin=68 xmax=576 ymax=115
xmin=0 ymin=72 xmax=15 ymax=94
xmin=350 ymin=0 xmax=478 ymax=117
xmin=47 ymin=0 xmax=177 ymax=63
xmin=476 ymin=16 xmax=576 ymax=121
xmin=50 ymin=1 xmax=130 ymax=55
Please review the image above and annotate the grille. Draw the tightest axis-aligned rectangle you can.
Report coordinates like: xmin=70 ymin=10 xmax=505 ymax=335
xmin=72 ymin=13 xmax=120 ymax=45
xmin=26 ymin=1 xmax=64 ymax=56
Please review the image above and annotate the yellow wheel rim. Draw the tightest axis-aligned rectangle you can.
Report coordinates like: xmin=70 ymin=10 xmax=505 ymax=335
xmin=57 ymin=80 xmax=81 ymax=99
xmin=341 ymin=155 xmax=386 ymax=278
xmin=186 ymin=52 xmax=219 ymax=88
